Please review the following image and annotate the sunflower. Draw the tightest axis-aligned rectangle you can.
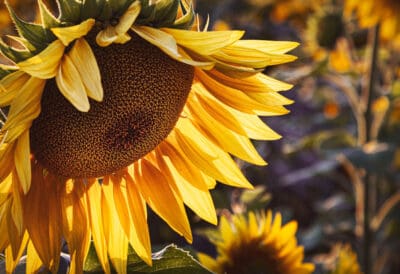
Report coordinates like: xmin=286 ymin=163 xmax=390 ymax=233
xmin=198 ymin=211 xmax=315 ymax=274
xmin=345 ymin=0 xmax=400 ymax=42
xmin=0 ymin=0 xmax=298 ymax=273
xmin=304 ymin=6 xmax=353 ymax=73
xmin=331 ymin=244 xmax=363 ymax=274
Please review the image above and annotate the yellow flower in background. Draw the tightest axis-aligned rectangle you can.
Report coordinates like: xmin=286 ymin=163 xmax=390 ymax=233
xmin=304 ymin=6 xmax=353 ymax=73
xmin=331 ymin=244 xmax=363 ymax=274
xmin=0 ymin=0 xmax=298 ymax=273
xmin=345 ymin=0 xmax=400 ymax=43
xmin=198 ymin=211 xmax=315 ymax=274
xmin=271 ymin=0 xmax=327 ymax=23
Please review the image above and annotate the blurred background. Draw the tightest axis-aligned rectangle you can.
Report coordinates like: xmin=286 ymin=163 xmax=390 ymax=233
xmin=1 ymin=0 xmax=399 ymax=273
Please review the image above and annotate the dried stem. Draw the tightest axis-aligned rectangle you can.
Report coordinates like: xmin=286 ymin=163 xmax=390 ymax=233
xmin=361 ymin=24 xmax=380 ymax=274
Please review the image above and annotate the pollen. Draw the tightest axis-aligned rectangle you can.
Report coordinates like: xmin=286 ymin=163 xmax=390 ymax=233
xmin=30 ymin=33 xmax=194 ymax=178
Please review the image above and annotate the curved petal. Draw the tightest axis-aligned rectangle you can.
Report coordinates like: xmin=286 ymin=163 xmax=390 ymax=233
xmin=0 ymin=71 xmax=30 ymax=106
xmin=69 ymin=38 xmax=103 ymax=102
xmin=14 ymin=130 xmax=31 ymax=194
xmin=96 ymin=26 xmax=118 ymax=47
xmin=61 ymin=180 xmax=90 ymax=274
xmin=26 ymin=240 xmax=43 ymax=274
xmin=86 ymin=180 xmax=111 ymax=274
xmin=162 ymin=28 xmax=244 ymax=55
xmin=134 ymin=159 xmax=192 ymax=243
xmin=115 ymin=0 xmax=141 ymax=34
xmin=51 ymin=19 xmax=95 ymax=46
xmin=56 ymin=54 xmax=90 ymax=112
xmin=17 ymin=40 xmax=65 ymax=79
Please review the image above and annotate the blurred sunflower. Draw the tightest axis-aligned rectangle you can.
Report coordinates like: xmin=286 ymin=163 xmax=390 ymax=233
xmin=345 ymin=0 xmax=400 ymax=44
xmin=270 ymin=0 xmax=327 ymax=24
xmin=198 ymin=211 xmax=315 ymax=274
xmin=0 ymin=0 xmax=298 ymax=273
xmin=331 ymin=244 xmax=363 ymax=274
xmin=304 ymin=6 xmax=353 ymax=73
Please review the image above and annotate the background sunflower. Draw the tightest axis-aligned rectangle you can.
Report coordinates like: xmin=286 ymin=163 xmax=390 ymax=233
xmin=1 ymin=0 xmax=400 ymax=273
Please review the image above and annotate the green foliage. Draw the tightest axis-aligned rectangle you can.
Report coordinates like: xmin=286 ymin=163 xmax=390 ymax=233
xmin=84 ymin=244 xmax=213 ymax=274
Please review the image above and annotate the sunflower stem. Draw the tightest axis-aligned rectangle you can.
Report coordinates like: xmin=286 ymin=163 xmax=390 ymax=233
xmin=361 ymin=24 xmax=380 ymax=274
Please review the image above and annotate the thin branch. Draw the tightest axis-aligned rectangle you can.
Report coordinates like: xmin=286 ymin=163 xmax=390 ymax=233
xmin=371 ymin=191 xmax=400 ymax=231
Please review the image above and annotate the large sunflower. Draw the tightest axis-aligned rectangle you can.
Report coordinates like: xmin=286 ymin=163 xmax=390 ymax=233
xmin=0 ymin=0 xmax=298 ymax=273
xmin=198 ymin=211 xmax=315 ymax=274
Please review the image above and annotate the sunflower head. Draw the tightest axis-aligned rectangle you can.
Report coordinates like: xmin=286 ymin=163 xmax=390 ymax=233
xmin=307 ymin=6 xmax=344 ymax=51
xmin=0 ymin=0 xmax=298 ymax=273
xmin=198 ymin=211 xmax=315 ymax=274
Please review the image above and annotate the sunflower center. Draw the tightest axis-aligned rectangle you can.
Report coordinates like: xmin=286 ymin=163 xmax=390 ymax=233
xmin=30 ymin=33 xmax=194 ymax=178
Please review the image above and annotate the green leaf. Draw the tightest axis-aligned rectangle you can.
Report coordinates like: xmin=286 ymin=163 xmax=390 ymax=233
xmin=83 ymin=244 xmax=213 ymax=274
xmin=57 ymin=0 xmax=82 ymax=23
xmin=6 ymin=1 xmax=54 ymax=52
xmin=126 ymin=245 xmax=213 ymax=274
xmin=38 ymin=0 xmax=61 ymax=28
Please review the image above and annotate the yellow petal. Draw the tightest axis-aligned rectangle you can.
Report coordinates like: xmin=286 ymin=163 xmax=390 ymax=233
xmin=0 ymin=71 xmax=30 ymax=106
xmin=230 ymin=108 xmax=281 ymax=140
xmin=172 ymin=119 xmax=253 ymax=188
xmin=96 ymin=26 xmax=118 ymax=47
xmin=119 ymin=172 xmax=152 ymax=265
xmin=86 ymin=180 xmax=111 ymax=274
xmin=52 ymin=19 xmax=95 ymax=46
xmin=14 ymin=130 xmax=31 ymax=194
xmin=163 ymin=28 xmax=244 ymax=55
xmin=134 ymin=159 xmax=192 ymax=242
xmin=195 ymin=69 xmax=288 ymax=115
xmin=131 ymin=26 xmax=181 ymax=59
xmin=101 ymin=184 xmax=128 ymax=274
xmin=115 ymin=0 xmax=141 ymax=34
xmin=0 ymin=142 xmax=16 ymax=183
xmin=232 ymin=40 xmax=299 ymax=54
xmin=156 ymin=144 xmax=217 ymax=224
xmin=17 ymin=40 xmax=65 ymax=79
xmin=56 ymin=54 xmax=90 ymax=112
xmin=61 ymin=180 xmax=90 ymax=274
xmin=187 ymin=97 xmax=266 ymax=165
xmin=23 ymin=165 xmax=62 ymax=272
xmin=2 ymin=76 xmax=45 ymax=142
xmin=5 ymin=231 xmax=29 ymax=274
xmin=69 ymin=38 xmax=103 ymax=102
xmin=114 ymin=33 xmax=131 ymax=44
xmin=26 ymin=241 xmax=43 ymax=274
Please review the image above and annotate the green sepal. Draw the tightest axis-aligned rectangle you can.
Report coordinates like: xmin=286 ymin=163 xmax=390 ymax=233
xmin=80 ymin=0 xmax=106 ymax=20
xmin=5 ymin=35 xmax=36 ymax=52
xmin=136 ymin=0 xmax=157 ymax=25
xmin=57 ymin=0 xmax=82 ymax=23
xmin=0 ymin=64 xmax=17 ymax=80
xmin=152 ymin=0 xmax=180 ymax=27
xmin=97 ymin=2 xmax=113 ymax=21
xmin=0 ymin=38 xmax=33 ymax=63
xmin=107 ymin=0 xmax=128 ymax=16
xmin=116 ymin=0 xmax=138 ymax=17
xmin=6 ymin=1 xmax=54 ymax=52
xmin=173 ymin=1 xmax=195 ymax=29
xmin=38 ymin=0 xmax=61 ymax=28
